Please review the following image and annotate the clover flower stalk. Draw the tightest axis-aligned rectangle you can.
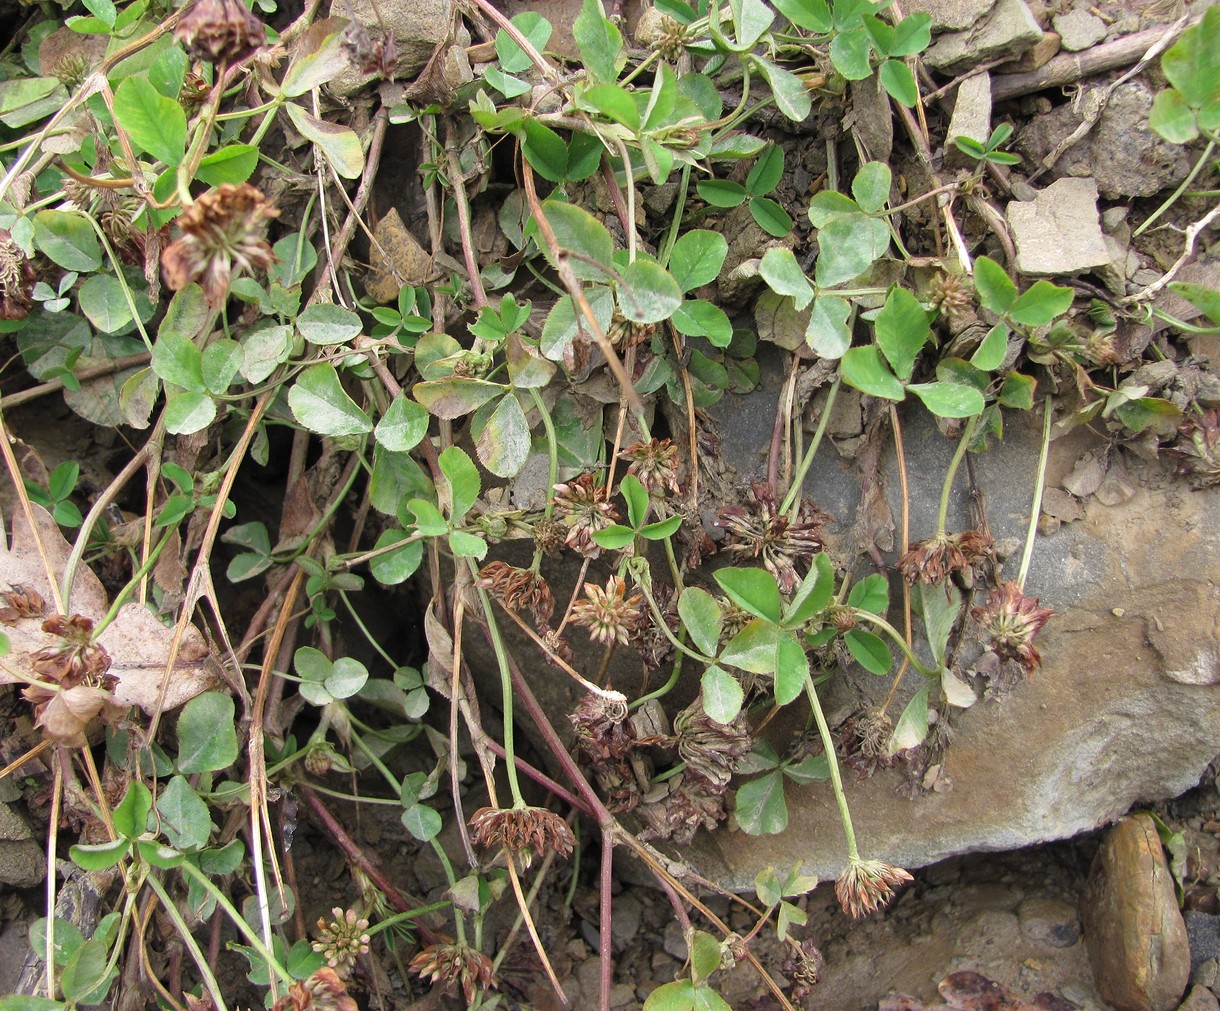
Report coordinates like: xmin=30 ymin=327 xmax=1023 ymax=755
xmin=1017 ymin=397 xmax=1054 ymax=592
xmin=781 ymin=378 xmax=840 ymax=519
xmin=935 ymin=413 xmax=979 ymax=538
xmin=803 ymin=670 xmax=912 ymax=918
xmin=527 ymin=387 xmax=559 ymax=572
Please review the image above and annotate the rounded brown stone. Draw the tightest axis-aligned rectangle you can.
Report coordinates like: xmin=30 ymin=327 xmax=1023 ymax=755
xmin=1080 ymin=814 xmax=1191 ymax=1011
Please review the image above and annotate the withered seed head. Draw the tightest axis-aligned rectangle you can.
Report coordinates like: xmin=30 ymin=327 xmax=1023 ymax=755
xmin=163 ymin=183 xmax=278 ymax=305
xmin=409 ymin=943 xmax=496 ymax=1005
xmin=476 ymin=561 xmax=555 ymax=626
xmin=0 ymin=230 xmax=35 ymax=322
xmin=673 ymin=697 xmax=751 ymax=790
xmin=0 ymin=584 xmax=46 ymax=625
xmin=620 ymin=438 xmax=681 ymax=496
xmin=897 ymin=529 xmax=993 ymax=586
xmin=269 ymin=967 xmax=358 ymax=1011
xmin=174 ymin=0 xmax=265 ymax=64
xmin=716 ymin=482 xmax=827 ymax=594
xmin=468 ymin=805 xmax=575 ymax=870
xmin=834 ymin=858 xmax=913 ymax=919
xmin=551 ymin=473 xmax=619 ymax=558
xmin=970 ymin=579 xmax=1053 ymax=674
xmin=781 ymin=938 xmax=826 ymax=1000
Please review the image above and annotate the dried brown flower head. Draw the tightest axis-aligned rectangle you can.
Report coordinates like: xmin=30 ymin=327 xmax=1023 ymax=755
xmin=674 ymin=697 xmax=751 ymax=790
xmin=31 ymin=614 xmax=111 ymax=685
xmin=620 ymin=438 xmax=681 ymax=496
xmin=174 ymin=0 xmax=265 ymax=64
xmin=971 ymin=580 xmax=1053 ymax=674
xmin=25 ymin=683 xmax=122 ymax=749
xmin=551 ymin=473 xmax=619 ymax=558
xmin=270 ymin=967 xmax=358 ymax=1011
xmin=630 ymin=579 xmax=678 ymax=671
xmin=570 ymin=575 xmax=641 ymax=646
xmin=781 ymin=938 xmax=826 ymax=1000
xmin=311 ymin=908 xmax=370 ymax=978
xmin=532 ymin=516 xmax=567 ymax=555
xmin=163 ymin=183 xmax=279 ymax=305
xmin=342 ymin=19 xmax=398 ymax=78
xmin=409 ymin=943 xmax=496 ymax=1005
xmin=468 ymin=805 xmax=575 ymax=869
xmin=840 ymin=710 xmax=897 ymax=779
xmin=834 ymin=858 xmax=913 ymax=918
xmin=897 ymin=529 xmax=993 ymax=586
xmin=0 ymin=584 xmax=46 ymax=625
xmin=1170 ymin=408 xmax=1220 ymax=489
xmin=636 ymin=774 xmax=728 ymax=844
xmin=716 ymin=483 xmax=827 ymax=594
xmin=476 ymin=561 xmax=554 ymax=626
xmin=570 ymin=693 xmax=633 ymax=762
xmin=929 ymin=272 xmax=971 ymax=318
xmin=0 ymin=229 xmax=35 ymax=322
xmin=540 ymin=625 xmax=574 ymax=667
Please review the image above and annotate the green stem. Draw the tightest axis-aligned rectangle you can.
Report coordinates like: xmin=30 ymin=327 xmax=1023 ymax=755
xmin=470 ymin=575 xmax=526 ymax=807
xmin=351 ymin=728 xmax=401 ymax=793
xmin=365 ymin=902 xmax=452 ymax=937
xmin=146 ymin=873 xmax=230 ymax=1011
xmin=636 ymin=577 xmax=718 ymax=665
xmin=176 ymin=862 xmax=294 ymax=986
xmin=851 ymin=609 xmax=938 ymax=677
xmin=803 ymin=672 xmax=859 ymax=862
xmin=1016 ymin=396 xmax=1053 ymax=592
xmin=529 ymin=387 xmax=559 ymax=572
xmin=1133 ymin=139 xmax=1216 ymax=237
xmin=92 ymin=528 xmax=174 ymax=636
xmin=658 ymin=163 xmax=692 ymax=268
xmin=617 ymin=49 xmax=661 ymax=87
xmin=935 ymin=414 xmax=978 ymax=537
xmin=781 ymin=378 xmax=839 ymax=517
xmin=338 ymin=591 xmax=398 ymax=669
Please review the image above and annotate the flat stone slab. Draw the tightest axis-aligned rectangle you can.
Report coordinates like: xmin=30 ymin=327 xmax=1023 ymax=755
xmin=925 ymin=0 xmax=1042 ymax=73
xmin=1053 ymin=8 xmax=1108 ymax=51
xmin=1007 ymin=177 xmax=1110 ymax=275
xmin=903 ymin=0 xmax=998 ymax=31
xmin=1016 ymin=81 xmax=1191 ymax=199
xmin=945 ymin=71 xmax=992 ymax=168
xmin=682 ymin=392 xmax=1220 ymax=890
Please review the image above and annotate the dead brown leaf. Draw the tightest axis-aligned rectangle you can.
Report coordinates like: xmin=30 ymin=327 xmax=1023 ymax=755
xmin=0 ymin=505 xmax=221 ymax=715
xmin=365 ymin=207 xmax=431 ymax=303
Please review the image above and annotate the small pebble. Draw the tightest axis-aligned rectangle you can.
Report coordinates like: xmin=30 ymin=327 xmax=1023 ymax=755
xmin=1179 ymin=985 xmax=1220 ymax=1011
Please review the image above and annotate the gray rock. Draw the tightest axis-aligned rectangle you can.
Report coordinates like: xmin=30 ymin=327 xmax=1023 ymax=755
xmin=611 ymin=893 xmax=642 ymax=952
xmin=327 ymin=0 xmax=453 ymax=97
xmin=1016 ymin=81 xmax=1192 ymax=199
xmin=1053 ymin=9 xmax=1108 ymax=51
xmin=1018 ymin=896 xmax=1082 ymax=948
xmin=1007 ymin=177 xmax=1109 ymax=275
xmin=1193 ymin=957 xmax=1220 ymax=991
xmin=945 ymin=72 xmax=992 ymax=169
xmin=1081 ymin=815 xmax=1191 ymax=1011
xmin=924 ymin=0 xmax=1043 ymax=73
xmin=1179 ymin=985 xmax=1220 ymax=1011
xmin=996 ymin=29 xmax=1061 ymax=71
xmin=679 ymin=383 xmax=1220 ymax=889
xmin=849 ymin=75 xmax=894 ymax=162
xmin=903 ymin=0 xmax=998 ymax=31
xmin=1187 ymin=912 xmax=1220 ymax=976
xmin=0 ymin=836 xmax=44 ymax=888
xmin=0 ymin=802 xmax=45 ymax=887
